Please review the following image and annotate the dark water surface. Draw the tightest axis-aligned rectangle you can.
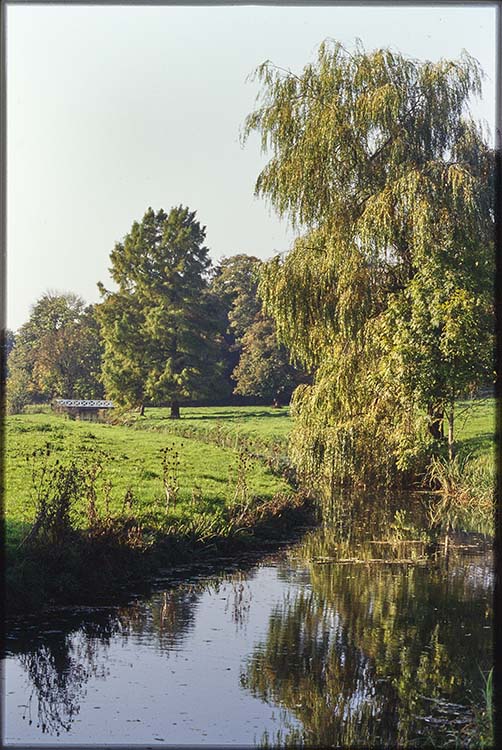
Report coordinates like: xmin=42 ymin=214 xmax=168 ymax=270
xmin=4 ymin=504 xmax=493 ymax=747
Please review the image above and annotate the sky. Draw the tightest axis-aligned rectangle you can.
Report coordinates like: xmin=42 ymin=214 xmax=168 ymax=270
xmin=6 ymin=3 xmax=497 ymax=331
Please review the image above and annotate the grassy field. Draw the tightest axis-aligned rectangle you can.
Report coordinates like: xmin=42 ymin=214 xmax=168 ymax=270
xmin=6 ymin=398 xmax=494 ymax=550
xmin=455 ymin=397 xmax=495 ymax=459
xmin=5 ymin=409 xmax=292 ymax=554
xmin=124 ymin=405 xmax=292 ymax=444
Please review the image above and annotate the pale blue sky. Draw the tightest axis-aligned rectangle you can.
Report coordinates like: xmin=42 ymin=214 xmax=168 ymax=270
xmin=7 ymin=4 xmax=497 ymax=331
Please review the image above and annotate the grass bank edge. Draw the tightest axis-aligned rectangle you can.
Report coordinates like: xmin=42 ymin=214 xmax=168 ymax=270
xmin=5 ymin=399 xmax=494 ymax=613
xmin=5 ymin=410 xmax=313 ymax=615
xmin=6 ymin=488 xmax=315 ymax=616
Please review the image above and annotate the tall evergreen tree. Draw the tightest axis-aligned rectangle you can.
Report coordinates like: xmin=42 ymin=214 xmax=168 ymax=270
xmin=97 ymin=205 xmax=224 ymax=418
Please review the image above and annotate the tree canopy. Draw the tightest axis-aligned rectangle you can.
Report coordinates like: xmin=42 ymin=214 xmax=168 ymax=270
xmin=211 ymin=253 xmax=306 ymax=405
xmin=233 ymin=313 xmax=304 ymax=406
xmin=97 ymin=205 xmax=225 ymax=417
xmin=6 ymin=293 xmax=103 ymax=413
xmin=210 ymin=254 xmax=263 ymax=342
xmin=243 ymin=40 xmax=494 ymax=489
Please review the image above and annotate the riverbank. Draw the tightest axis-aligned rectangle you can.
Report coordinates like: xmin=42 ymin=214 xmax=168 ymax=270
xmin=5 ymin=399 xmax=494 ymax=614
xmin=6 ymin=488 xmax=315 ymax=616
xmin=5 ymin=408 xmax=313 ymax=615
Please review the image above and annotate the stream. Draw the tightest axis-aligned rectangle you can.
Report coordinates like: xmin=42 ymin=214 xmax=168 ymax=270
xmin=3 ymin=496 xmax=493 ymax=747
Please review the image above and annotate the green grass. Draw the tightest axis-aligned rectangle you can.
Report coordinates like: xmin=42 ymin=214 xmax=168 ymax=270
xmin=4 ymin=400 xmax=495 ymax=612
xmin=455 ymin=397 xmax=495 ymax=460
xmin=4 ymin=410 xmax=291 ymax=554
xmin=428 ymin=397 xmax=495 ymax=537
xmin=5 ymin=397 xmax=495 ymax=554
xmin=128 ymin=405 xmax=292 ymax=443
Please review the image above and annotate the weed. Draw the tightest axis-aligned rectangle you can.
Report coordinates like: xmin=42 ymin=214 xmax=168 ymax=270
xmin=390 ymin=509 xmax=428 ymax=543
xmin=426 ymin=454 xmax=493 ymax=537
xmin=232 ymin=448 xmax=251 ymax=506
xmin=20 ymin=444 xmax=82 ymax=548
xmin=102 ymin=479 xmax=113 ymax=518
xmin=443 ymin=668 xmax=494 ymax=749
xmin=191 ymin=485 xmax=203 ymax=507
xmin=122 ymin=487 xmax=135 ymax=513
xmin=81 ymin=460 xmax=103 ymax=528
xmin=160 ymin=444 xmax=181 ymax=510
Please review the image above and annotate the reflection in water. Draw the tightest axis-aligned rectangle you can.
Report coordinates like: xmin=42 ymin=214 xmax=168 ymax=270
xmin=5 ymin=576 xmax=256 ymax=740
xmin=5 ymin=502 xmax=492 ymax=747
xmin=243 ymin=525 xmax=492 ymax=747
xmin=16 ymin=616 xmax=119 ymax=736
xmin=225 ymin=575 xmax=253 ymax=629
xmin=117 ymin=587 xmax=202 ymax=649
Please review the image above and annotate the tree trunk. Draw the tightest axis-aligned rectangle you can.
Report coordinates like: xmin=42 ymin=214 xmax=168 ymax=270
xmin=139 ymin=403 xmax=145 ymax=416
xmin=170 ymin=400 xmax=180 ymax=419
xmin=427 ymin=404 xmax=444 ymax=441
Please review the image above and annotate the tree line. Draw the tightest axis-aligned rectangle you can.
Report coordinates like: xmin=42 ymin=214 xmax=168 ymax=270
xmin=4 ymin=206 xmax=305 ymax=417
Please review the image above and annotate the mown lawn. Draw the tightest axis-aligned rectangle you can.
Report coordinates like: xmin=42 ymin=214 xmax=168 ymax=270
xmin=134 ymin=398 xmax=494 ymax=456
xmin=5 ymin=410 xmax=290 ymax=553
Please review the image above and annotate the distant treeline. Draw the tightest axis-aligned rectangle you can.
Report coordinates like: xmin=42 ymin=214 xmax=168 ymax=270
xmin=4 ymin=206 xmax=307 ymax=417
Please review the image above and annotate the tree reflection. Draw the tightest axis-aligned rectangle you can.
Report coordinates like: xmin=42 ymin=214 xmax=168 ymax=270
xmin=10 ymin=586 xmax=204 ymax=737
xmin=243 ymin=528 xmax=492 ymax=747
xmin=9 ymin=570 xmax=255 ymax=738
xmin=116 ymin=588 xmax=201 ymax=650
xmin=18 ymin=617 xmax=119 ymax=736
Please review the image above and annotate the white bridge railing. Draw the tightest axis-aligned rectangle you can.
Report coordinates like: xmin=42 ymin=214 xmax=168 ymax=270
xmin=53 ymin=399 xmax=114 ymax=409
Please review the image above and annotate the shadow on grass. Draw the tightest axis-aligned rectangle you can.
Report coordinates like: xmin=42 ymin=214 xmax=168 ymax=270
xmin=198 ymin=473 xmax=228 ymax=485
xmin=458 ymin=433 xmax=494 ymax=458
xmin=5 ymin=518 xmax=32 ymax=556
xmin=182 ymin=409 xmax=288 ymax=422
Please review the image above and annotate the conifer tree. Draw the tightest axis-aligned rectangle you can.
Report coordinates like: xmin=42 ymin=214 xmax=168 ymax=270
xmin=97 ymin=205 xmax=224 ymax=417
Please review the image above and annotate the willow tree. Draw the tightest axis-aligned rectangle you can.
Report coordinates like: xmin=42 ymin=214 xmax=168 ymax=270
xmin=243 ymin=41 xmax=493 ymax=490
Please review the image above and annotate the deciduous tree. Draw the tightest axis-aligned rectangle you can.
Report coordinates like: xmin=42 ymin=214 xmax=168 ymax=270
xmin=6 ymin=293 xmax=104 ymax=413
xmin=244 ymin=40 xmax=493 ymax=488
xmin=232 ymin=314 xmax=304 ymax=406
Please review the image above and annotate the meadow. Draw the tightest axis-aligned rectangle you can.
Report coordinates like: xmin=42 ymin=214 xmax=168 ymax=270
xmin=454 ymin=396 xmax=495 ymax=459
xmin=5 ymin=408 xmax=293 ymax=554
xmin=6 ymin=398 xmax=495 ymax=549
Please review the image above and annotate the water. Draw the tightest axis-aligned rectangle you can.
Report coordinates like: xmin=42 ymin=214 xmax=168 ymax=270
xmin=3 ymin=503 xmax=493 ymax=747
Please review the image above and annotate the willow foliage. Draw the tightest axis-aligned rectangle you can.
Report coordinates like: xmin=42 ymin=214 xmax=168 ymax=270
xmin=244 ymin=41 xmax=493 ymax=491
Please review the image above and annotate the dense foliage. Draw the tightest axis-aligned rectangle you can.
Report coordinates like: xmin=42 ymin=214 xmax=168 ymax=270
xmin=6 ymin=293 xmax=103 ymax=414
xmin=211 ymin=253 xmax=305 ymax=405
xmin=243 ymin=41 xmax=494 ymax=490
xmin=233 ymin=314 xmax=304 ymax=406
xmin=97 ymin=206 xmax=225 ymax=417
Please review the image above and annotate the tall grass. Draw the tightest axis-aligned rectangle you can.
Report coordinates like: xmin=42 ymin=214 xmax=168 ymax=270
xmin=426 ymin=453 xmax=494 ymax=537
xmin=444 ymin=668 xmax=494 ymax=749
